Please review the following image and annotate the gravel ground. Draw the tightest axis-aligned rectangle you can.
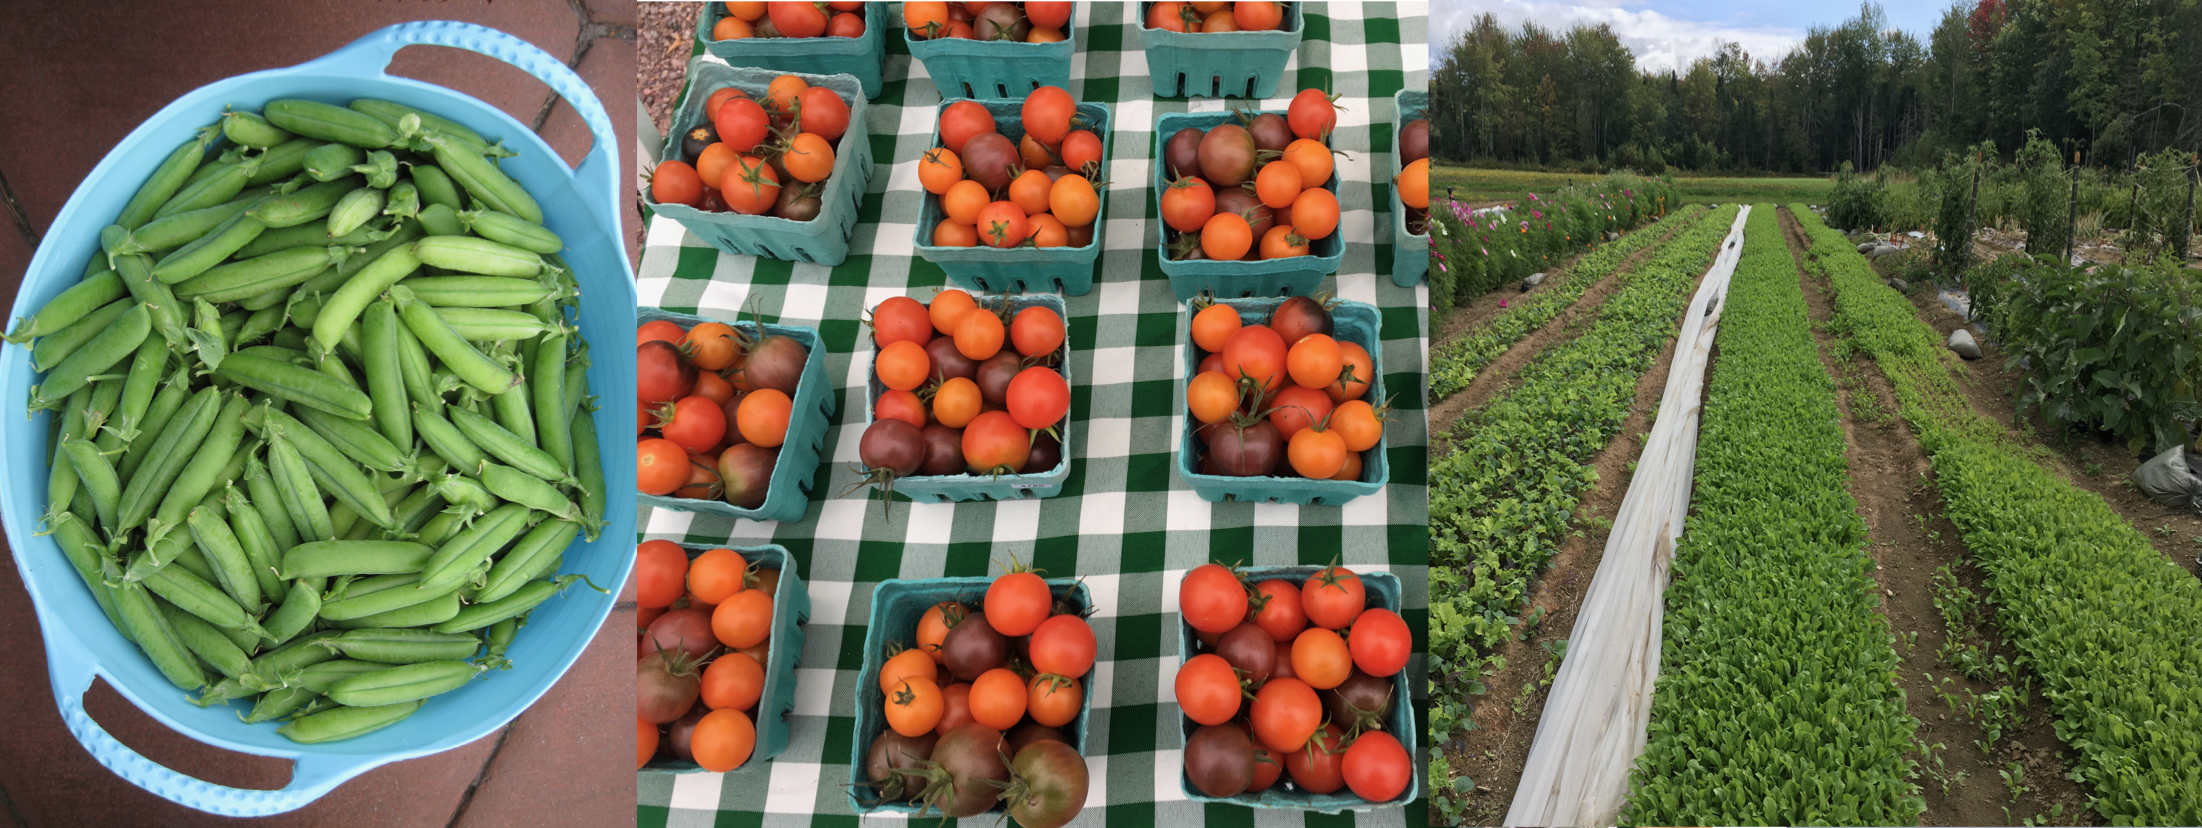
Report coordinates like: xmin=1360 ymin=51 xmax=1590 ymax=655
xmin=641 ymin=2 xmax=702 ymax=140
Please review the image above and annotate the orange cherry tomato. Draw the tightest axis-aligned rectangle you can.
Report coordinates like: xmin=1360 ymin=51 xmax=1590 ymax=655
xmin=764 ymin=75 xmax=810 ymax=120
xmin=875 ymin=388 xmax=928 ymax=429
xmin=651 ymin=160 xmax=704 ymax=207
xmin=694 ymin=143 xmax=738 ymax=190
xmin=638 ymin=438 xmax=690 ymax=495
xmin=904 ymin=1 xmax=951 ymax=37
xmin=968 ymin=668 xmax=1028 ymax=730
xmin=942 ymin=179 xmax=990 ymax=226
xmin=1019 ymin=133 xmax=1057 ymax=171
xmin=1203 ymin=10 xmax=1238 ymax=32
xmin=639 ymin=319 xmax=688 ymax=345
xmin=875 ymin=339 xmax=932 ymax=391
xmin=735 ymin=389 xmax=792 ymax=447
xmin=1290 ymin=187 xmax=1339 ymax=240
xmin=1027 ymin=674 xmax=1082 ymax=727
xmin=701 ymin=651 xmax=765 ymax=711
xmin=1330 ymin=399 xmax=1384 ymax=452
xmin=1268 ymin=384 xmax=1333 ymax=440
xmin=718 ymin=155 xmax=781 ymax=216
xmin=1008 ymin=169 xmax=1054 ymax=216
xmin=1330 ymin=449 xmax=1363 ymax=481
xmin=690 ymin=370 xmax=735 ymax=407
xmin=975 ymin=201 xmax=1030 ymax=248
xmin=1191 ymin=303 xmax=1242 ymax=353
xmin=637 ymin=718 xmax=658 ymax=769
xmin=725 ymin=1 xmax=767 ymax=21
xmin=916 ymin=601 xmax=963 ymax=662
xmin=933 ymin=377 xmax=983 ymax=428
xmin=1255 ymin=160 xmax=1304 ymax=209
xmin=1291 ymin=627 xmax=1352 ymax=689
xmin=1187 ymin=370 xmax=1240 ymax=424
xmin=682 ymin=322 xmax=741 ymax=371
xmin=1286 ymin=334 xmax=1342 ymax=389
xmin=918 ymin=147 xmax=964 ymax=195
xmin=1027 ymin=213 xmax=1069 ymax=248
xmin=879 ymin=649 xmax=939 ymax=694
xmin=954 ymin=307 xmax=1006 ymax=360
xmin=1235 ymin=0 xmax=1282 ymax=30
xmin=1287 ymin=425 xmax=1348 ymax=480
xmin=783 ymin=133 xmax=836 ymax=183
xmin=1326 ymin=341 xmax=1373 ymax=402
xmin=1009 ymin=306 xmax=1065 ymax=357
xmin=1397 ymin=158 xmax=1429 ymax=210
xmin=712 ymin=15 xmax=753 ymax=40
xmin=690 ymin=709 xmax=756 ymax=772
xmin=1201 ymin=212 xmax=1253 ymax=260
xmin=1282 ymin=138 xmax=1334 ymax=188
xmin=686 ymin=547 xmax=750 ymax=605
xmin=928 ymin=289 xmax=979 ymax=335
xmin=1027 ymin=26 xmax=1067 ymax=43
xmin=932 ymin=220 xmax=979 ymax=247
xmin=1048 ymin=174 xmax=1099 ymax=228
xmin=884 ymin=677 xmax=945 ymax=737
xmin=1260 ymin=224 xmax=1311 ymax=259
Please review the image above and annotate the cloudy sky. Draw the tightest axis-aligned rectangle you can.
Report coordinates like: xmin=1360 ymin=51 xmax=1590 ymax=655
xmin=1432 ymin=1 xmax=1950 ymax=73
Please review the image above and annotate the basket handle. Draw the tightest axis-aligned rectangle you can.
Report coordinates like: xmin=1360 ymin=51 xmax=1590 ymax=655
xmin=45 ymin=640 xmax=372 ymax=817
xmin=301 ymin=20 xmax=622 ymax=241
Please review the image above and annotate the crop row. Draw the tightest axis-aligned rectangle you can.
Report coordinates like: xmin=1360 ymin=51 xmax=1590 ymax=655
xmin=1427 ymin=204 xmax=1739 ymax=748
xmin=1427 ymin=203 xmax=1710 ymax=400
xmin=1622 ymin=206 xmax=1923 ymax=825
xmin=1427 ymin=173 xmax=1677 ymax=316
xmin=1793 ymin=205 xmax=2202 ymax=823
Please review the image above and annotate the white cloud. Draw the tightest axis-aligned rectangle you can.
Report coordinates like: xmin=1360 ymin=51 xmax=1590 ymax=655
xmin=1432 ymin=0 xmax=1807 ymax=74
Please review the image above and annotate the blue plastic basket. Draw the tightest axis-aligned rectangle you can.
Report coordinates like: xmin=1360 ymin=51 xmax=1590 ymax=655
xmin=1176 ymin=298 xmax=1388 ymax=505
xmin=0 ymin=22 xmax=637 ymax=816
xmin=905 ymin=2 xmax=1079 ymax=99
xmin=641 ymin=543 xmax=811 ymax=774
xmin=1390 ymin=89 xmax=1428 ymax=288
xmin=911 ymin=99 xmax=1112 ymax=296
xmin=1176 ymin=567 xmax=1417 ymax=811
xmin=848 ymin=577 xmax=1093 ymax=815
xmin=1137 ymin=2 xmax=1305 ymax=99
xmin=643 ymin=62 xmax=875 ymax=266
xmin=861 ymin=293 xmax=1073 ymax=503
xmin=634 ymin=308 xmax=836 ymax=524
xmin=1153 ymin=110 xmax=1343 ymax=303
xmin=695 ymin=1 xmax=888 ymax=99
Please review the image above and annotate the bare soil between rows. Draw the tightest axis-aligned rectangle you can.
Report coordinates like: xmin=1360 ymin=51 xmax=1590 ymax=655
xmin=1433 ymin=222 xmax=1715 ymax=826
xmin=1781 ymin=207 xmax=2094 ymax=826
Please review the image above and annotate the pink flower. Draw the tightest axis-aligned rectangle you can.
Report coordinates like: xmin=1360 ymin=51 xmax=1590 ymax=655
xmin=1499 ymin=299 xmax=1509 ymax=308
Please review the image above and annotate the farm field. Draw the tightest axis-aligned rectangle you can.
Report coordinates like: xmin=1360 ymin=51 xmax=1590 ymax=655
xmin=1433 ymin=164 xmax=1856 ymax=207
xmin=1426 ymin=197 xmax=2202 ymax=825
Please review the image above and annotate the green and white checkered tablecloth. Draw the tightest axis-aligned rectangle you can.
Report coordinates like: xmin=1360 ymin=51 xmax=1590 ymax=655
xmin=636 ymin=4 xmax=1429 ymax=825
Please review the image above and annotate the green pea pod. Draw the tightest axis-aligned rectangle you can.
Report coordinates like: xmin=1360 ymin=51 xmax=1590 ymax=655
xmin=412 ymin=509 xmax=468 ymax=549
xmin=265 ymin=100 xmax=395 ymax=149
xmin=240 ymin=453 xmax=301 ymax=552
xmin=416 ymin=202 xmax=466 ymax=236
xmin=175 ymin=245 xmax=337 ymax=303
xmin=277 ymin=700 xmax=422 ymax=743
xmin=249 ymin=176 xmax=360 ymax=229
xmin=267 ymin=428 xmax=337 ymax=543
xmin=532 ymin=331 xmax=572 ymax=472
xmin=157 ymin=600 xmax=252 ymax=679
xmin=247 ymin=137 xmax=319 ymax=185
xmin=241 ymin=630 xmax=344 ymax=687
xmin=233 ymin=306 xmax=284 ymax=349
xmin=434 ymin=574 xmax=588 ymax=634
xmin=477 ymin=463 xmax=582 ymax=523
xmin=310 ymin=241 xmax=421 ymax=355
xmin=29 ymin=303 xmax=150 ymax=412
xmin=45 ymin=387 xmax=92 ymax=520
xmin=301 ymin=143 xmax=364 ymax=182
xmin=262 ymin=580 xmax=323 ymax=648
xmin=116 ymin=125 xmax=221 ymax=230
xmin=222 ymin=109 xmax=294 ymax=148
xmin=349 ymin=100 xmax=490 ymax=153
xmin=317 ymin=572 xmax=465 ymax=621
xmin=148 ymin=392 xmax=253 ymax=533
xmin=51 ymin=514 xmax=128 ymax=639
xmin=186 ymin=503 xmax=263 ymax=615
xmin=383 ymin=180 xmax=420 ymax=220
xmin=164 ymin=536 xmax=221 ymax=586
xmin=293 ymin=405 xmax=413 ymax=475
xmin=447 ymin=407 xmax=571 ymax=484
xmin=455 ymin=208 xmax=563 ymax=254
xmin=317 ymin=629 xmax=482 ymax=664
xmin=113 ymin=576 xmax=207 ymax=691
xmin=492 ymin=372 xmax=536 ymax=449
xmin=157 ymin=212 xmax=274 ymax=286
xmin=152 ymin=153 xmax=260 ymax=221
xmin=7 ymin=269 xmax=126 ymax=345
xmin=222 ymin=484 xmax=287 ymax=601
xmin=242 ymin=685 xmax=321 ymax=723
xmin=140 ymin=557 xmax=272 ymax=643
xmin=428 ymin=473 xmax=499 ymax=513
xmin=386 ymin=481 xmax=446 ymax=538
xmin=391 ymin=286 xmax=518 ymax=395
xmin=217 ymin=353 xmax=372 ymax=420
xmin=59 ymin=438 xmax=122 ymax=536
xmin=325 ymin=186 xmax=385 ymax=238
xmin=113 ymin=254 xmax=187 ymax=348
xmin=423 ymin=132 xmax=540 ymax=223
xmin=433 ymin=307 xmax=547 ymax=341
xmin=417 ymin=502 xmax=532 ymax=593
xmin=117 ymin=196 xmax=258 ymax=257
xmin=347 ymin=300 xmax=414 ymax=454
xmin=281 ymin=540 xmax=434 ymax=579
xmin=412 ymin=235 xmax=544 ymax=278
xmin=260 ymin=410 xmax=395 ymax=528
xmin=116 ymin=386 xmax=221 ymax=532
xmin=394 ymin=276 xmax=555 ymax=308
xmin=119 ymin=368 xmax=193 ymax=483
xmin=407 ymin=164 xmax=464 ymax=211
xmin=349 ymin=150 xmax=400 ymax=190
xmin=325 ymin=660 xmax=477 ymax=707
xmin=31 ymin=296 xmax=133 ymax=373
xmin=480 ymin=615 xmax=521 ymax=670
xmin=328 ymin=589 xmax=462 ymax=629
xmin=236 ymin=223 xmax=335 ymax=259
xmin=569 ymin=411 xmax=604 ymax=540
xmin=477 ymin=519 xmax=577 ymax=604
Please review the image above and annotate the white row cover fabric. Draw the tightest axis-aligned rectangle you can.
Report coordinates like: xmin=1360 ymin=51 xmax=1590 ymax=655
xmin=1504 ymin=206 xmax=1752 ymax=827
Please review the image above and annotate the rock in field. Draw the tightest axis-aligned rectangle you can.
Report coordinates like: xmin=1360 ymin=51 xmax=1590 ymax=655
xmin=1948 ymin=328 xmax=1981 ymax=360
xmin=1520 ymin=272 xmax=1546 ymax=291
xmin=1887 ymin=278 xmax=1908 ymax=292
xmin=1857 ymin=242 xmax=1876 ymax=255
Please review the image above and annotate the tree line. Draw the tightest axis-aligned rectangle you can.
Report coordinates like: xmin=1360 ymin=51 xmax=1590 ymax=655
xmin=1430 ymin=0 xmax=2202 ymax=175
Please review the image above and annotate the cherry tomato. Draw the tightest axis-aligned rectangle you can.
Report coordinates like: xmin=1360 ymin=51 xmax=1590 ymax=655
xmin=659 ymin=396 xmax=728 ymax=452
xmin=942 ymin=179 xmax=990 ymax=226
xmin=919 ymin=147 xmax=964 ymax=195
xmin=968 ymin=668 xmax=1027 ymax=730
xmin=885 ymin=676 xmax=944 ymax=737
xmin=1343 ymin=731 xmax=1410 ymax=801
xmin=725 ymin=2 xmax=767 ymax=21
xmin=875 ymin=339 xmax=932 ymax=392
xmin=1180 ymin=563 xmax=1247 ymax=634
xmin=932 ymin=377 xmax=982 ymax=428
xmin=1396 ymin=158 xmax=1429 ymax=210
xmin=691 ymin=708 xmax=757 ymax=772
xmin=674 ymin=457 xmax=723 ymax=500
xmin=1284 ymin=334 xmax=1342 ymax=389
xmin=880 ymin=648 xmax=939 ymax=694
xmin=827 ymin=10 xmax=866 ymax=38
xmin=871 ymin=296 xmax=934 ymax=347
xmin=1301 ymin=564 xmax=1365 ymax=630
xmin=1010 ymin=306 xmax=1065 ymax=357
xmin=1026 ymin=1 xmax=1072 ymax=29
xmin=1260 ymin=225 xmax=1310 ymax=259
xmin=735 ymin=388 xmax=793 ymax=447
xmin=1330 ymin=399 xmax=1384 ymax=452
xmin=1254 ymin=160 xmax=1303 ymax=209
xmin=635 ymin=539 xmax=689 ymax=609
xmin=1348 ymin=608 xmax=1411 ymax=676
xmin=1175 ymin=653 xmax=1242 ymax=725
xmin=652 ymin=160 xmax=704 ymax=207
xmin=691 ymin=370 xmax=735 ymax=407
xmin=1027 ymin=213 xmax=1069 ymax=248
xmin=1201 ymin=212 xmax=1253 ymax=261
xmin=953 ymin=307 xmax=1006 ymax=360
xmin=714 ymin=97 xmax=770 ymax=153
xmin=769 ymin=2 xmax=829 ymax=37
xmin=637 ymin=719 xmax=658 ymax=769
xmin=1146 ymin=0 xmax=1191 ymax=31
xmin=783 ymin=133 xmax=836 ymax=183
xmin=1161 ymin=174 xmax=1216 ymax=232
xmin=1235 ymin=0 xmax=1283 ymax=30
xmin=1249 ymin=579 xmax=1306 ymax=641
xmin=928 ymin=289 xmax=978 ymax=334
xmin=1027 ymin=674 xmax=1081 ymax=727
xmin=939 ymin=100 xmax=997 ymax=154
xmin=875 ymin=388 xmax=927 ymax=429
xmin=1048 ymin=174 xmax=1099 ymax=228
xmin=1287 ymin=87 xmax=1340 ymax=141
xmin=1059 ymin=130 xmax=1103 ymax=173
xmin=1006 ymin=366 xmax=1069 ymax=429
xmin=1186 ymin=370 xmax=1240 ymax=424
xmin=1220 ymin=324 xmax=1288 ymax=394
xmin=904 ymin=0 xmax=951 ymax=37
xmin=917 ymin=601 xmax=964 ymax=662
xmin=961 ymin=410 xmax=1029 ymax=473
xmin=1029 ymin=614 xmax=1096 ymax=678
xmin=711 ymin=588 xmax=773 ymax=649
xmin=932 ymin=220 xmax=979 ymax=247
xmin=704 ymin=86 xmax=748 ymax=120
xmin=975 ymin=201 xmax=1030 ymax=248
xmin=1290 ymin=186 xmax=1339 ymax=240
xmin=1250 ymin=677 xmax=1321 ymax=752
xmin=937 ymin=682 xmax=975 ymax=733
xmin=702 ymin=651 xmax=765 ymax=711
xmin=639 ymin=319 xmax=687 ymax=345
xmin=638 ymin=438 xmax=691 ymax=495
xmin=1267 ymin=384 xmax=1332 ymax=441
xmin=984 ymin=571 xmax=1052 ymax=637
xmin=1285 ymin=722 xmax=1348 ymax=793
xmin=1008 ymin=169 xmax=1054 ymax=216
xmin=1190 ymin=303 xmax=1242 ymax=353
xmin=718 ymin=155 xmax=781 ymax=215
xmin=686 ymin=548 xmax=749 ymax=605
xmin=1327 ymin=341 xmax=1373 ymax=402
xmin=1290 ymin=627 xmax=1351 ymax=690
xmin=1282 ymin=138 xmax=1334 ymax=188
xmin=1021 ymin=86 xmax=1076 ymax=146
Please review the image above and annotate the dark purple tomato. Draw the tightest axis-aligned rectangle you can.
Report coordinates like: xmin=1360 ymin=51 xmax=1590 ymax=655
xmin=773 ymin=182 xmax=823 ymax=221
xmin=1197 ymin=124 xmax=1258 ymax=187
xmin=924 ymin=335 xmax=978 ymax=382
xmin=1217 ymin=623 xmax=1276 ymax=685
xmin=743 ymin=334 xmax=810 ymax=395
xmin=1248 ymin=113 xmax=1293 ymax=152
xmin=975 ymin=351 xmax=1022 ymax=407
xmin=1005 ymin=722 xmax=1071 ymax=756
xmin=1323 ymin=668 xmax=1396 ymax=733
xmin=1184 ymin=723 xmax=1256 ymax=797
xmin=940 ymin=609 xmax=1012 ymax=681
xmin=865 ymin=728 xmax=939 ymax=802
xmin=717 ymin=442 xmax=778 ymax=509
xmin=1400 ymin=119 xmax=1428 ymax=164
xmin=860 ymin=419 xmax=926 ymax=477
xmin=1164 ymin=127 xmax=1205 ymax=180
xmin=1005 ymin=740 xmax=1089 ymax=828
xmin=1269 ymin=295 xmax=1333 ymax=345
xmin=1023 ymin=431 xmax=1061 ymax=474
xmin=919 ymin=424 xmax=965 ymax=476
xmin=974 ymin=3 xmax=1030 ymax=42
xmin=665 ymin=704 xmax=709 ymax=760
xmin=1213 ymin=186 xmax=1272 ymax=242
xmin=962 ymin=132 xmax=1021 ymax=193
xmin=919 ymin=723 xmax=1011 ymax=817
xmin=1206 ymin=420 xmax=1281 ymax=477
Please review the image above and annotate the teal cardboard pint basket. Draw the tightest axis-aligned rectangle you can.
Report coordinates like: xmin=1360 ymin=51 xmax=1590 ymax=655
xmin=911 ymin=99 xmax=1112 ymax=295
xmin=1176 ymin=567 xmax=1416 ymax=811
xmin=634 ymin=308 xmax=836 ymax=524
xmin=1154 ymin=110 xmax=1343 ymax=302
xmin=1138 ymin=2 xmax=1306 ymax=99
xmin=905 ymin=2 xmax=1079 ymax=99
xmin=1391 ymin=89 xmax=1428 ymax=287
xmin=848 ymin=577 xmax=1093 ymax=815
xmin=644 ymin=62 xmax=875 ymax=266
xmin=640 ymin=544 xmax=809 ymax=774
xmin=0 ymin=22 xmax=637 ymax=816
xmin=695 ymin=1 xmax=887 ymax=99
xmin=1177 ymin=298 xmax=1388 ymax=505
xmin=862 ymin=294 xmax=1072 ymax=502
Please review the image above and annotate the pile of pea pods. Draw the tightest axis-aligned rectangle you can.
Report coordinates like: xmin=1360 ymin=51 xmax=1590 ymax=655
xmin=9 ymin=98 xmax=607 ymax=744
